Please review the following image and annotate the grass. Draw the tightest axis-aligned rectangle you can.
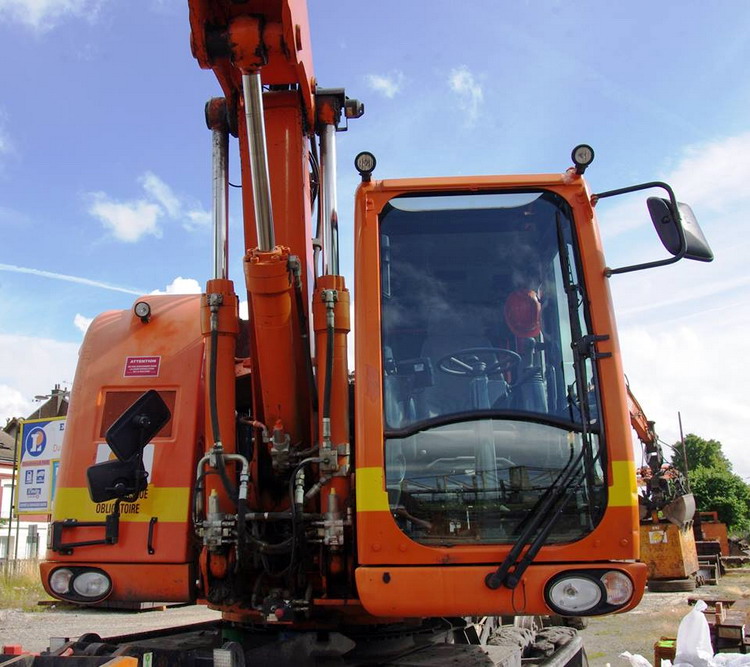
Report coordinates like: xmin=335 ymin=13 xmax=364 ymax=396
xmin=0 ymin=560 xmax=53 ymax=611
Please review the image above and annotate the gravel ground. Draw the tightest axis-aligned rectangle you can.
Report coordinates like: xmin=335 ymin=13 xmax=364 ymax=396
xmin=1 ymin=571 xmax=748 ymax=664
xmin=580 ymin=569 xmax=750 ymax=667
xmin=0 ymin=604 xmax=220 ymax=653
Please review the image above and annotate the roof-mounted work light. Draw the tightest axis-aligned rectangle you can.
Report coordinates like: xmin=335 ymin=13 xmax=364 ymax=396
xmin=134 ymin=301 xmax=151 ymax=323
xmin=572 ymin=144 xmax=595 ymax=174
xmin=355 ymin=151 xmax=377 ymax=182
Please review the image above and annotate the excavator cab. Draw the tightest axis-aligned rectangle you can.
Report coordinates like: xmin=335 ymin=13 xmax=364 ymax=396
xmin=352 ymin=157 xmax=711 ymax=618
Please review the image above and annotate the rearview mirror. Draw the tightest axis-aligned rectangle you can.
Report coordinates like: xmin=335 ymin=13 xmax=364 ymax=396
xmin=105 ymin=389 xmax=171 ymax=461
xmin=594 ymin=181 xmax=714 ymax=276
xmin=648 ymin=198 xmax=713 ymax=262
xmin=87 ymin=459 xmax=148 ymax=503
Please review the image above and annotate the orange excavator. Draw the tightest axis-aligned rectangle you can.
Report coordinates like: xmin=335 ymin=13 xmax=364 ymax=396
xmin=31 ymin=1 xmax=713 ymax=664
xmin=627 ymin=382 xmax=699 ymax=591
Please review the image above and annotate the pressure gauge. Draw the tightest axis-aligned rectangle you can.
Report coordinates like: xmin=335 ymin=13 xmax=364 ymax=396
xmin=571 ymin=144 xmax=595 ymax=174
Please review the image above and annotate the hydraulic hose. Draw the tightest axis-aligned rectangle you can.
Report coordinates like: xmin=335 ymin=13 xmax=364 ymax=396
xmin=290 ymin=261 xmax=318 ymax=413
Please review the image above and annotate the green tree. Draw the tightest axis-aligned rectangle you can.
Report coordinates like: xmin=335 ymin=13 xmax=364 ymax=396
xmin=689 ymin=467 xmax=750 ymax=532
xmin=671 ymin=433 xmax=732 ymax=476
xmin=670 ymin=434 xmax=750 ymax=531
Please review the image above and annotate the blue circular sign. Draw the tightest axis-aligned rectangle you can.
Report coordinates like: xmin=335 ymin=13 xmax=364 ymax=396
xmin=25 ymin=426 xmax=47 ymax=457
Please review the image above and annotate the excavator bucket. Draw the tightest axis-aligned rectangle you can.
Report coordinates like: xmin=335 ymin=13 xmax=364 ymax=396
xmin=663 ymin=492 xmax=696 ymax=529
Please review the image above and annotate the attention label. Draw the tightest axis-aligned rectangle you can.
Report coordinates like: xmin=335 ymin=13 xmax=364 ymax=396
xmin=124 ymin=356 xmax=161 ymax=377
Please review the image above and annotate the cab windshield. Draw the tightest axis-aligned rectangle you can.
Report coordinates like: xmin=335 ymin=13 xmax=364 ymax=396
xmin=380 ymin=191 xmax=605 ymax=545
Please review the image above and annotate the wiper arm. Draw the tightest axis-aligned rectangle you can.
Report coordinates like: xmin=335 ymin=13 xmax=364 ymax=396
xmin=484 ymin=447 xmax=584 ymax=591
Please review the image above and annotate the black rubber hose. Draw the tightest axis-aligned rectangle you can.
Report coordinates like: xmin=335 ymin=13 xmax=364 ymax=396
xmin=293 ymin=274 xmax=318 ymax=413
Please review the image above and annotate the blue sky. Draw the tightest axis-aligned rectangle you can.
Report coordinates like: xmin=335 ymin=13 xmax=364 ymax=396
xmin=1 ymin=1 xmax=749 ymax=478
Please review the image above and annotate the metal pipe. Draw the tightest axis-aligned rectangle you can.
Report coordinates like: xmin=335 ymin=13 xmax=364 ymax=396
xmin=211 ymin=125 xmax=229 ymax=280
xmin=678 ymin=411 xmax=691 ymax=492
xmin=241 ymin=72 xmax=275 ymax=251
xmin=318 ymin=124 xmax=339 ymax=275
xmin=3 ymin=427 xmax=20 ymax=568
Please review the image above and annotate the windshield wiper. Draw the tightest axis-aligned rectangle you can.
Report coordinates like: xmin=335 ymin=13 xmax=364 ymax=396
xmin=484 ymin=444 xmax=585 ymax=590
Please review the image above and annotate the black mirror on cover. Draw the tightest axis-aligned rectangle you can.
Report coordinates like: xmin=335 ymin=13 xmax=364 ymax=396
xmin=648 ymin=197 xmax=713 ymax=262
xmin=105 ymin=390 xmax=171 ymax=462
xmin=87 ymin=459 xmax=148 ymax=502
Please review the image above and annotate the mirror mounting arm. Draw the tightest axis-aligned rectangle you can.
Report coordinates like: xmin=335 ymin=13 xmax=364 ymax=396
xmin=594 ymin=181 xmax=688 ymax=277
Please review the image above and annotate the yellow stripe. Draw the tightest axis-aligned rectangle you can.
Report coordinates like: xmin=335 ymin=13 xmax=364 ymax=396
xmin=609 ymin=459 xmax=637 ymax=508
xmin=356 ymin=467 xmax=390 ymax=512
xmin=53 ymin=487 xmax=190 ymax=523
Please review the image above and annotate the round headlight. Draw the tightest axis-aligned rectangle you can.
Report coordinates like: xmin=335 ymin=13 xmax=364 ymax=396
xmin=72 ymin=571 xmax=111 ymax=599
xmin=600 ymin=570 xmax=634 ymax=606
xmin=49 ymin=568 xmax=73 ymax=595
xmin=548 ymin=575 xmax=603 ymax=614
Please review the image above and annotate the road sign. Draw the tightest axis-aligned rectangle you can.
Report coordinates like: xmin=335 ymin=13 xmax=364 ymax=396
xmin=16 ymin=417 xmax=66 ymax=515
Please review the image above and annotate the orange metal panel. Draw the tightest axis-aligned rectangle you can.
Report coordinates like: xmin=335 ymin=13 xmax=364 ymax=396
xmin=40 ymin=562 xmax=194 ymax=603
xmin=44 ymin=295 xmax=204 ymax=570
xmin=356 ymin=563 xmax=647 ymax=617
xmin=700 ymin=524 xmax=729 ymax=556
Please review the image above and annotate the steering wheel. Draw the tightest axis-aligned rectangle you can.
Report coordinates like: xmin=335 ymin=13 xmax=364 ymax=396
xmin=437 ymin=347 xmax=521 ymax=377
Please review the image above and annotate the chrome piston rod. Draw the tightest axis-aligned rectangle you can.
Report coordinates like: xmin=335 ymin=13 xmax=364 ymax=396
xmin=318 ymin=124 xmax=339 ymax=275
xmin=211 ymin=122 xmax=229 ymax=280
xmin=241 ymin=72 xmax=275 ymax=252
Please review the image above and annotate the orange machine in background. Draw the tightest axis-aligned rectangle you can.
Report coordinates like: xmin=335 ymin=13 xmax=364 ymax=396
xmin=697 ymin=511 xmax=730 ymax=556
xmin=628 ymin=382 xmax=700 ymax=592
xmin=37 ymin=1 xmax=714 ymax=664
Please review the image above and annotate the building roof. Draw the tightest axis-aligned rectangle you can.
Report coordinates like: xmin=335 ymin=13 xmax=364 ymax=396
xmin=0 ymin=429 xmax=15 ymax=463
xmin=1 ymin=386 xmax=69 ymax=463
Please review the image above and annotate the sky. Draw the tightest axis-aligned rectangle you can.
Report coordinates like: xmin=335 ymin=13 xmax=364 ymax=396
xmin=1 ymin=1 xmax=749 ymax=479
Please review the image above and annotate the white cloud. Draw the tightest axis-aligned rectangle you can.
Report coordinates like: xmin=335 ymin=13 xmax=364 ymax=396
xmin=185 ymin=208 xmax=211 ymax=230
xmin=0 ymin=385 xmax=33 ymax=425
xmin=140 ymin=171 xmax=210 ymax=231
xmin=0 ymin=262 xmax=144 ymax=294
xmin=0 ymin=116 xmax=10 ymax=156
xmin=448 ymin=66 xmax=483 ymax=124
xmin=150 ymin=276 xmax=202 ymax=295
xmin=88 ymin=172 xmax=210 ymax=242
xmin=599 ymin=132 xmax=750 ymax=243
xmin=668 ymin=132 xmax=750 ymax=213
xmin=73 ymin=313 xmax=93 ymax=334
xmin=0 ymin=334 xmax=79 ymax=423
xmin=365 ymin=71 xmax=405 ymax=99
xmin=0 ymin=0 xmax=104 ymax=32
xmin=88 ymin=192 xmax=163 ymax=243
xmin=140 ymin=172 xmax=181 ymax=218
xmin=620 ymin=321 xmax=750 ymax=480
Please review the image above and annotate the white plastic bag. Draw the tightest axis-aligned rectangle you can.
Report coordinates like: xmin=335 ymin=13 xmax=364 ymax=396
xmin=713 ymin=655 xmax=750 ymax=667
xmin=674 ymin=600 xmax=714 ymax=667
xmin=620 ymin=651 xmax=654 ymax=667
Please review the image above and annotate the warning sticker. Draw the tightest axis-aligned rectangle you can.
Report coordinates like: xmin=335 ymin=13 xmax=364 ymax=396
xmin=649 ymin=530 xmax=667 ymax=545
xmin=124 ymin=356 xmax=161 ymax=377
